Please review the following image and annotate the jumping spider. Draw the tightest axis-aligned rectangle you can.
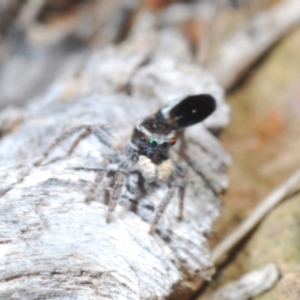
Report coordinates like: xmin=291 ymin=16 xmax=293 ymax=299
xmin=36 ymin=94 xmax=216 ymax=232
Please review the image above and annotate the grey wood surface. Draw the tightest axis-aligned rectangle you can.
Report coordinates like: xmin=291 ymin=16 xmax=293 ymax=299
xmin=0 ymin=11 xmax=230 ymax=300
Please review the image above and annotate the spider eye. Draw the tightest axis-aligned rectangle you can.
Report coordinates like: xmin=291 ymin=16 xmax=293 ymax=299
xmin=160 ymin=142 xmax=169 ymax=149
xmin=148 ymin=139 xmax=158 ymax=148
xmin=140 ymin=137 xmax=147 ymax=143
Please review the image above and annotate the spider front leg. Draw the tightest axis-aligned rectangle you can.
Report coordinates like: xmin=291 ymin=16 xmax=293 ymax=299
xmin=149 ymin=184 xmax=176 ymax=233
xmin=86 ymin=149 xmax=137 ymax=222
xmin=149 ymin=165 xmax=187 ymax=233
xmin=178 ymin=184 xmax=186 ymax=220
xmin=85 ymin=162 xmax=110 ymax=203
xmin=106 ymin=161 xmax=131 ymax=222
xmin=176 ymin=166 xmax=187 ymax=220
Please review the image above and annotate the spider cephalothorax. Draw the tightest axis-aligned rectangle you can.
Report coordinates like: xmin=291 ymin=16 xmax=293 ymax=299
xmin=36 ymin=94 xmax=216 ymax=233
xmin=130 ymin=117 xmax=177 ymax=183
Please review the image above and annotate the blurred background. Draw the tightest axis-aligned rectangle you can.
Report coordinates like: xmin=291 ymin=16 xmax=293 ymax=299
xmin=1 ymin=0 xmax=300 ymax=299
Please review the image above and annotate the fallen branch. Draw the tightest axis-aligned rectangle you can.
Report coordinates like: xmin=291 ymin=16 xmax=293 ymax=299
xmin=212 ymin=168 xmax=300 ymax=265
xmin=0 ymin=11 xmax=230 ymax=299
xmin=208 ymin=0 xmax=300 ymax=90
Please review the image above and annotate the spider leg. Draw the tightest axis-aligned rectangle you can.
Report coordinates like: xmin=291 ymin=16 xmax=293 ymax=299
xmin=67 ymin=128 xmax=91 ymax=156
xmin=68 ymin=125 xmax=111 ymax=155
xmin=34 ymin=125 xmax=91 ymax=166
xmin=106 ymin=161 xmax=130 ymax=222
xmin=149 ymin=184 xmax=176 ymax=233
xmin=149 ymin=164 xmax=187 ymax=232
xmin=35 ymin=125 xmax=111 ymax=166
xmin=85 ymin=167 xmax=107 ymax=203
xmin=84 ymin=154 xmax=118 ymax=203
xmin=174 ymin=165 xmax=187 ymax=220
xmin=178 ymin=185 xmax=186 ymax=220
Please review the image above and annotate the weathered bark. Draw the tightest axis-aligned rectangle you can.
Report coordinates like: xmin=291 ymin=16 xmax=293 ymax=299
xmin=0 ymin=10 xmax=230 ymax=300
xmin=207 ymin=0 xmax=300 ymax=90
xmin=0 ymin=0 xmax=141 ymax=108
